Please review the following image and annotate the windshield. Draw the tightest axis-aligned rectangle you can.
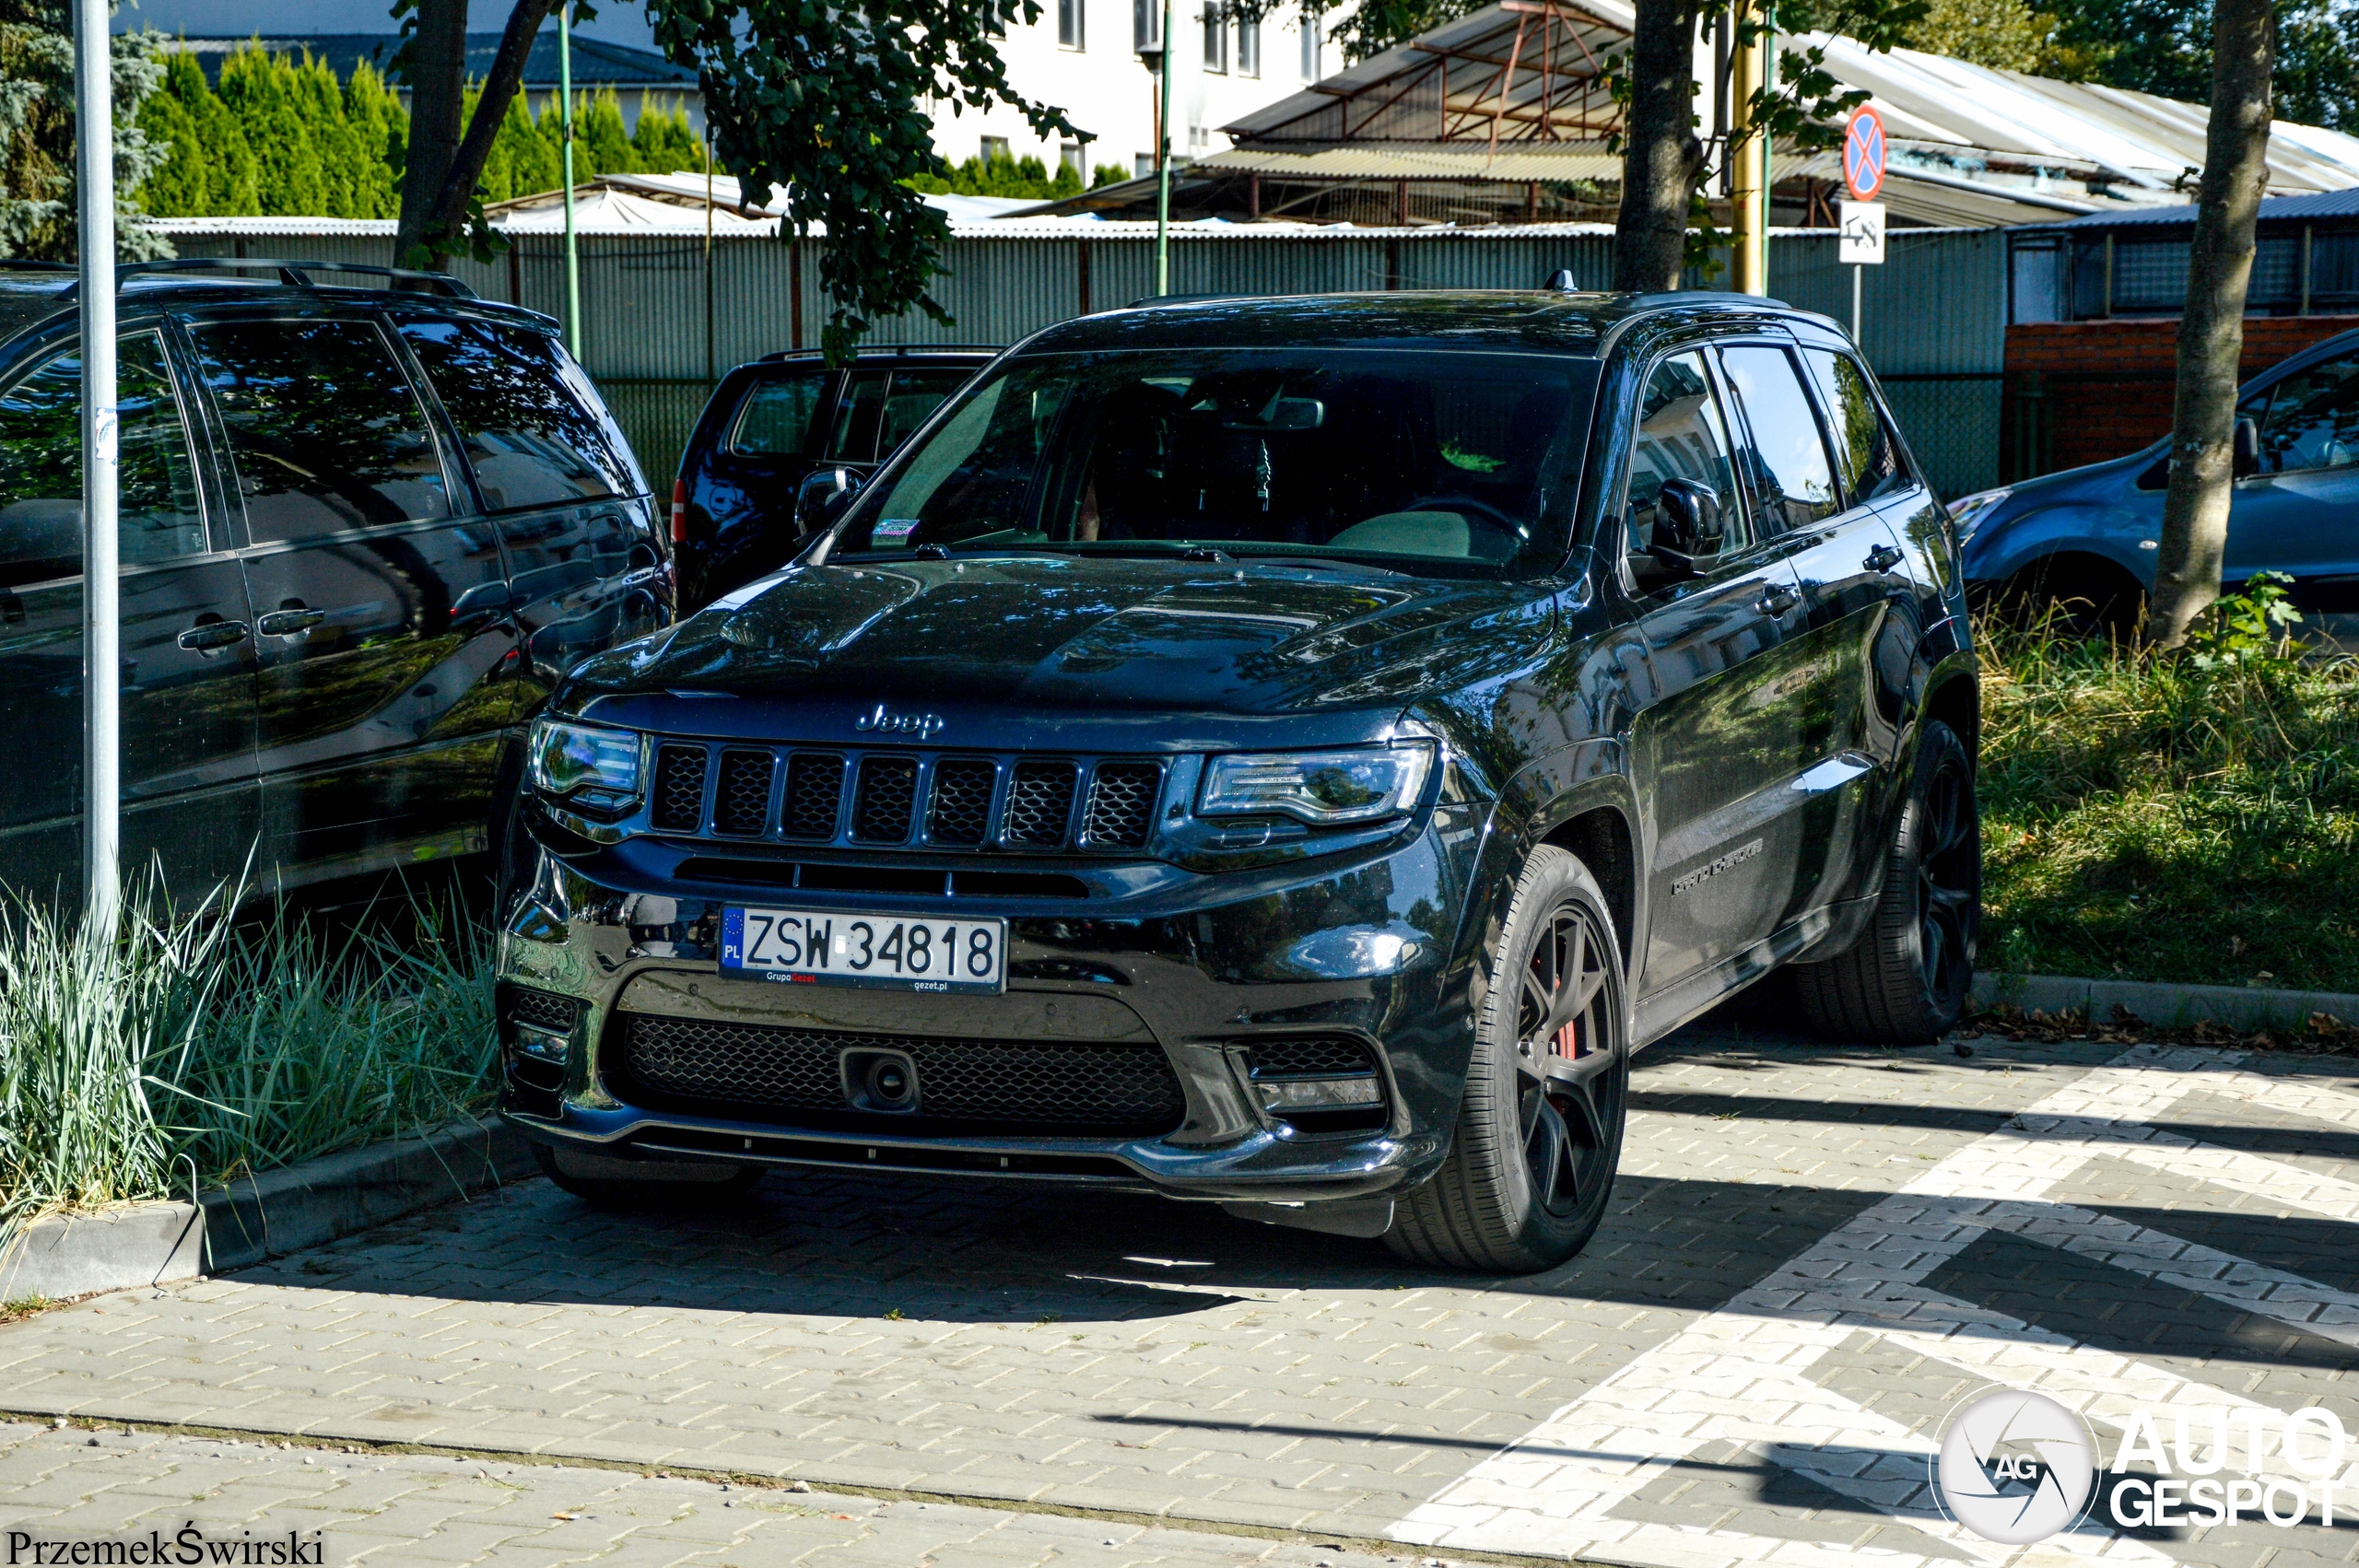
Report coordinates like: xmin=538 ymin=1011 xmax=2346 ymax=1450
xmin=834 ymin=348 xmax=1593 ymax=578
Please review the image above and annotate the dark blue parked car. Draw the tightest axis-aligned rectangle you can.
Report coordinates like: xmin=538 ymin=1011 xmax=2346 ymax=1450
xmin=1955 ymin=326 xmax=2359 ymax=632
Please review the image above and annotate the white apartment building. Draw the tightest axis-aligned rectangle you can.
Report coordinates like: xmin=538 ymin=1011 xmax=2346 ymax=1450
xmin=926 ymin=0 xmax=1346 ymax=179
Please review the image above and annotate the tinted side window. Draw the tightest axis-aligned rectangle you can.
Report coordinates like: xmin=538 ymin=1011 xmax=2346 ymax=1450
xmin=827 ymin=370 xmax=891 ymax=461
xmin=2255 ymin=356 xmax=2359 ymax=474
xmin=1625 ymin=351 xmax=1746 ymax=565
xmin=400 ymin=317 xmax=639 ymax=509
xmin=0 ymin=331 xmax=207 ymax=579
xmin=192 ymin=316 xmax=449 ymax=542
xmin=877 ymin=369 xmax=972 ymax=454
xmin=1720 ymin=345 xmax=1839 ymax=530
xmin=1801 ymin=348 xmax=1905 ymax=503
xmin=731 ymin=370 xmax=830 ymax=455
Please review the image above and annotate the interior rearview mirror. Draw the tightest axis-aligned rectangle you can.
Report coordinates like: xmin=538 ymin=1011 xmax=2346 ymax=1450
xmin=2233 ymin=416 xmax=2260 ymax=479
xmin=1648 ymin=477 xmax=1725 ymax=572
xmin=1224 ymin=395 xmax=1324 ymax=431
xmin=793 ymin=467 xmax=863 ymax=534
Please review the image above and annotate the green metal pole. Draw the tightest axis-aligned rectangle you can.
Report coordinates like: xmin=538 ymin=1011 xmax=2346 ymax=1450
xmin=1156 ymin=0 xmax=1174 ymax=297
xmin=559 ymin=1 xmax=581 ymax=357
xmin=1760 ymin=0 xmax=1773 ymax=294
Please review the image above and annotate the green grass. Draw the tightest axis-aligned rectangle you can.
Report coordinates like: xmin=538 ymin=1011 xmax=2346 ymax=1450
xmin=1978 ymin=602 xmax=2359 ymax=993
xmin=0 ymin=883 xmax=497 ymax=1241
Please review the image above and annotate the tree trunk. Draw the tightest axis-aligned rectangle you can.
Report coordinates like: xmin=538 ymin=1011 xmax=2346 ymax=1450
xmin=395 ymin=0 xmax=469 ymax=268
xmin=2148 ymin=0 xmax=2275 ymax=647
xmin=394 ymin=0 xmax=557 ymax=271
xmin=1613 ymin=0 xmax=1704 ymax=293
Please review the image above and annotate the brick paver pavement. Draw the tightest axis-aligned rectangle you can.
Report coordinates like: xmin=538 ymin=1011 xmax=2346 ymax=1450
xmin=2 ymin=1025 xmax=2355 ymax=1568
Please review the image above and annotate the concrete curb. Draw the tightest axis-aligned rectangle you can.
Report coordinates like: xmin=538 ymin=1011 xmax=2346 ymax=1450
xmin=1972 ymin=972 xmax=2359 ymax=1032
xmin=0 ymin=1117 xmax=534 ymax=1305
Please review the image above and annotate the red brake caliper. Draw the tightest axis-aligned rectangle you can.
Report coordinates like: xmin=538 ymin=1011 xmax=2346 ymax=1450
xmin=1554 ymin=1017 xmax=1581 ymax=1059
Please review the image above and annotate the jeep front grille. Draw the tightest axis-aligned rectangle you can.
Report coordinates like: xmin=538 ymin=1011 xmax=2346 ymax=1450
xmin=634 ymin=743 xmax=1167 ymax=855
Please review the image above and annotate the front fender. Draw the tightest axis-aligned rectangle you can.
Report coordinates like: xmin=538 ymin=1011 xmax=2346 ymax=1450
xmin=1445 ymin=739 xmax=1638 ymax=1062
xmin=1965 ymin=503 xmax=2157 ymax=591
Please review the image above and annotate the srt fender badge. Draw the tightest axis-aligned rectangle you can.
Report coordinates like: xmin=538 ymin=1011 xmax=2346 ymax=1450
xmin=854 ymin=703 xmax=945 ymax=740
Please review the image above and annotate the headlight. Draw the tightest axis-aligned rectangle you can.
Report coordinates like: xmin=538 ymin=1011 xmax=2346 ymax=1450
xmin=528 ymin=718 xmax=642 ymax=813
xmin=1199 ymin=743 xmax=1435 ymax=826
xmin=1945 ymin=486 xmax=2013 ymax=544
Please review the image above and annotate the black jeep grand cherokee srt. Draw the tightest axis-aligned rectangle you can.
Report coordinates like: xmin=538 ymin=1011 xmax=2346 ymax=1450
xmin=496 ymin=290 xmax=1979 ymax=1272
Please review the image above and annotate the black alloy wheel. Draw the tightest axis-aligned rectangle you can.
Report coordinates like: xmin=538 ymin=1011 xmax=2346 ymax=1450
xmin=1513 ymin=904 xmax=1625 ymax=1223
xmin=1389 ymin=845 xmax=1630 ymax=1272
xmin=1791 ymin=719 xmax=1981 ymax=1043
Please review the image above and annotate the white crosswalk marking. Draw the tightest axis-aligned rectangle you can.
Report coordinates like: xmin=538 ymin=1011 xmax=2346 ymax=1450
xmin=1391 ymin=1046 xmax=2353 ymax=1567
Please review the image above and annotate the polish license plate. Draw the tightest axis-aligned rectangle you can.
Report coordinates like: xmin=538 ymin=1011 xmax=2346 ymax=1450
xmin=720 ymin=907 xmax=1006 ymax=993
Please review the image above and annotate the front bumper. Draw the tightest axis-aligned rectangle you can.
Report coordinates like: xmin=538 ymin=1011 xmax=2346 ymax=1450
xmin=495 ymin=807 xmax=1485 ymax=1204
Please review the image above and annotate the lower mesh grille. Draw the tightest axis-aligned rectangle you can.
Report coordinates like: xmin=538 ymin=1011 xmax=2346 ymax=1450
xmin=1245 ymin=1036 xmax=1376 ymax=1078
xmin=608 ymin=1013 xmax=1186 ymax=1135
xmin=504 ymin=985 xmax=581 ymax=1035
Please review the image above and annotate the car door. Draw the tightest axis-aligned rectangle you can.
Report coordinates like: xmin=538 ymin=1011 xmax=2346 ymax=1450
xmin=183 ymin=308 xmax=517 ymax=888
xmin=0 ymin=322 xmax=261 ymax=906
xmin=394 ymin=313 xmax=665 ymax=723
xmin=1618 ymin=347 xmax=1812 ymax=993
xmin=1717 ymin=338 xmax=1909 ymax=926
xmin=686 ymin=361 xmax=839 ymax=609
xmin=2222 ymin=350 xmax=2359 ymax=614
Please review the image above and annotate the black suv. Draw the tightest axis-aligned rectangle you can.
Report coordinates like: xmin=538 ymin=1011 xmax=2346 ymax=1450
xmin=673 ymin=346 xmax=992 ymax=613
xmin=497 ymin=292 xmax=1979 ymax=1271
xmin=0 ymin=259 xmax=669 ymax=906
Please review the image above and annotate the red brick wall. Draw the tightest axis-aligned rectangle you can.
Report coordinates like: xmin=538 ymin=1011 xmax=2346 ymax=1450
xmin=2003 ymin=316 xmax=2359 ymax=477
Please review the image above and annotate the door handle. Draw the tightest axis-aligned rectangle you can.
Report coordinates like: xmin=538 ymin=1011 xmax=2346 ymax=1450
xmin=1755 ymin=583 xmax=1800 ymax=616
xmin=255 ymin=607 xmax=326 ymax=637
xmin=177 ymin=618 xmax=251 ymax=651
xmin=1865 ymin=544 xmax=1905 ymax=573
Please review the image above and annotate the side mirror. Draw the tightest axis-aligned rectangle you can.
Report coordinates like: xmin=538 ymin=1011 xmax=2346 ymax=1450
xmin=1649 ymin=477 xmax=1725 ymax=571
xmin=2233 ymin=416 xmax=2260 ymax=479
xmin=793 ymin=467 xmax=863 ymax=534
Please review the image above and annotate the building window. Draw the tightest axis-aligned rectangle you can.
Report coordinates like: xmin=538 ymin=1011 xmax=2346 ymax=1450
xmin=1238 ymin=16 xmax=1259 ymax=75
xmin=1134 ymin=0 xmax=1160 ymax=52
xmin=1203 ymin=1 xmax=1226 ymax=71
xmin=1059 ymin=0 xmax=1086 ymax=49
xmin=1299 ymin=7 xmax=1320 ymax=78
xmin=981 ymin=135 xmax=1013 ymax=164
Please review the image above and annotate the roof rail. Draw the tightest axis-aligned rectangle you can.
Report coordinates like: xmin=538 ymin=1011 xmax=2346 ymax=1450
xmin=0 ymin=260 xmax=74 ymax=274
xmin=757 ymin=343 xmax=1000 ymax=361
xmin=60 ymin=257 xmax=477 ymax=299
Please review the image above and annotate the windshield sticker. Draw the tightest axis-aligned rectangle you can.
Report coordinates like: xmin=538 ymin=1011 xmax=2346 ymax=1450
xmin=874 ymin=518 xmax=921 ymax=544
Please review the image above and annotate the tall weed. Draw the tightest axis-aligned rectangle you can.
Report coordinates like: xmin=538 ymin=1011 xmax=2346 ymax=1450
xmin=0 ymin=884 xmax=497 ymax=1237
xmin=1979 ymin=584 xmax=2359 ymax=989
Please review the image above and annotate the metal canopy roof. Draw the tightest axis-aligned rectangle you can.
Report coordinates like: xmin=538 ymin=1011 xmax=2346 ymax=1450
xmin=1206 ymin=4 xmax=2359 ymax=226
xmin=1224 ymin=0 xmax=1630 ymax=149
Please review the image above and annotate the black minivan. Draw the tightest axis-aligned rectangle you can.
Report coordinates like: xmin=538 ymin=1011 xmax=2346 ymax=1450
xmin=498 ymin=291 xmax=1980 ymax=1272
xmin=0 ymin=258 xmax=670 ymax=906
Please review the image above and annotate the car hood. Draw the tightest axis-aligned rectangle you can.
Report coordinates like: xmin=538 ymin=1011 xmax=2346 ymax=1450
xmin=561 ymin=554 xmax=1555 ymax=747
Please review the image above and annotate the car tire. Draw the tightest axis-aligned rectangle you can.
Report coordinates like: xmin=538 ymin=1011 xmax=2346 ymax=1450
xmin=532 ymin=1141 xmax=765 ymax=1207
xmin=1790 ymin=720 xmax=1980 ymax=1044
xmin=1387 ymin=845 xmax=1629 ymax=1273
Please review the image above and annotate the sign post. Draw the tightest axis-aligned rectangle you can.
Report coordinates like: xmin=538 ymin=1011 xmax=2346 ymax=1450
xmin=1838 ymin=106 xmax=1886 ymax=344
xmin=73 ymin=0 xmax=118 ymax=945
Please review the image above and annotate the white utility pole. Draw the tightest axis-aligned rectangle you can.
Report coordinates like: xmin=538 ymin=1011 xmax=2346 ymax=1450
xmin=74 ymin=0 xmax=119 ymax=945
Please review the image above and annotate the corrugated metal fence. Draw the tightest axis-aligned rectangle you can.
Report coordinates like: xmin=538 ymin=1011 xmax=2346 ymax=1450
xmin=164 ymin=224 xmax=2001 ymax=499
